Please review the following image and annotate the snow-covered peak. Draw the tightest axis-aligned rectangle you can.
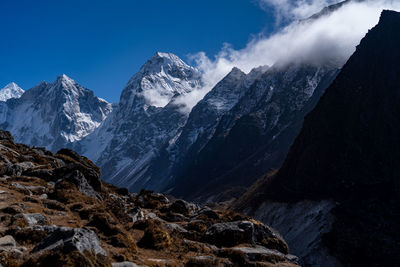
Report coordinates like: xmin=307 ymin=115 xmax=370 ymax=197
xmin=120 ymin=52 xmax=203 ymax=110
xmin=131 ymin=52 xmax=200 ymax=83
xmin=0 ymin=82 xmax=24 ymax=101
xmin=1 ymin=75 xmax=112 ymax=151
xmin=54 ymin=74 xmax=78 ymax=90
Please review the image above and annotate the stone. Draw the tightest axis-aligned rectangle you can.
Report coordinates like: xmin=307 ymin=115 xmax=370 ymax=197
xmin=1 ymin=205 xmax=24 ymax=215
xmin=24 ymin=185 xmax=46 ymax=195
xmin=161 ymin=211 xmax=188 ymax=222
xmin=32 ymin=227 xmax=107 ymax=256
xmin=16 ymin=213 xmax=47 ymax=226
xmin=0 ymin=130 xmax=14 ymax=142
xmin=169 ymin=199 xmax=198 ymax=216
xmin=55 ymin=169 xmax=100 ymax=199
xmin=10 ymin=182 xmax=31 ymax=195
xmin=1 ymin=164 xmax=24 ymax=177
xmin=164 ymin=222 xmax=188 ymax=233
xmin=229 ymin=246 xmax=298 ymax=263
xmin=194 ymin=207 xmax=220 ymax=220
xmin=129 ymin=207 xmax=145 ymax=223
xmin=204 ymin=220 xmax=287 ymax=252
xmin=112 ymin=262 xmax=141 ymax=267
xmin=0 ymin=235 xmax=16 ymax=252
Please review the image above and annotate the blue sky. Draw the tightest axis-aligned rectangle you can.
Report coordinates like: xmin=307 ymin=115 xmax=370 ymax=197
xmin=0 ymin=0 xmax=274 ymax=102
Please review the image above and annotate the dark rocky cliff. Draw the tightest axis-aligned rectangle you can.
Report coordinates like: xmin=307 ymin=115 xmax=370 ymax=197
xmin=237 ymin=10 xmax=400 ymax=267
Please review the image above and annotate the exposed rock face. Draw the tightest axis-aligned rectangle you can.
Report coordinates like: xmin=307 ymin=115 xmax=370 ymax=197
xmin=169 ymin=63 xmax=338 ymax=202
xmin=0 ymin=130 xmax=299 ymax=266
xmin=237 ymin=10 xmax=400 ymax=267
xmin=32 ymin=227 xmax=107 ymax=255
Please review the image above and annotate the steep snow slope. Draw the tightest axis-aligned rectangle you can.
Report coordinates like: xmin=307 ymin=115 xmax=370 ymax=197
xmin=0 ymin=74 xmax=112 ymax=151
xmin=0 ymin=82 xmax=24 ymax=101
xmin=77 ymin=52 xmax=203 ymax=191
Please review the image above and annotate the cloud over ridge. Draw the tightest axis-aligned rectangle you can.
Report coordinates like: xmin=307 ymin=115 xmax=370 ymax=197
xmin=174 ymin=0 xmax=400 ymax=112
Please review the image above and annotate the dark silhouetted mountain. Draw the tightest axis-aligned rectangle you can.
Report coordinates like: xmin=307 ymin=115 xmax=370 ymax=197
xmin=237 ymin=10 xmax=400 ymax=267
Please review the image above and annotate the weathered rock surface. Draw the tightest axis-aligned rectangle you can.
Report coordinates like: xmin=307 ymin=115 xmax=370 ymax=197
xmin=32 ymin=227 xmax=106 ymax=255
xmin=0 ymin=130 xmax=299 ymax=266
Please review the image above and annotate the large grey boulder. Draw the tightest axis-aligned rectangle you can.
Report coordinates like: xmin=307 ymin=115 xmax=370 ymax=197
xmin=229 ymin=246 xmax=298 ymax=263
xmin=112 ymin=262 xmax=142 ymax=267
xmin=32 ymin=227 xmax=106 ymax=256
xmin=168 ymin=199 xmax=199 ymax=216
xmin=0 ymin=235 xmax=16 ymax=252
xmin=14 ymin=213 xmax=47 ymax=226
xmin=55 ymin=169 xmax=100 ymax=199
xmin=204 ymin=220 xmax=288 ymax=253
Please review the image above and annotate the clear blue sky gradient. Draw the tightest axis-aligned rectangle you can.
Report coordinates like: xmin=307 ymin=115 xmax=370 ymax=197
xmin=0 ymin=0 xmax=274 ymax=102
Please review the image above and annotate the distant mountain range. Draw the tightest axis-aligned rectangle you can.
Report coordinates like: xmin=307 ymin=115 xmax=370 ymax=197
xmin=0 ymin=0 xmax=370 ymax=202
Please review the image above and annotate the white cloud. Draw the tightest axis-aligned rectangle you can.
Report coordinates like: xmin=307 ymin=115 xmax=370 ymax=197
xmin=175 ymin=0 xmax=400 ymax=113
xmin=258 ymin=0 xmax=340 ymax=24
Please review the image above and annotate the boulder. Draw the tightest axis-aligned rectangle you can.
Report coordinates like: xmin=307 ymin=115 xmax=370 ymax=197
xmin=32 ymin=227 xmax=106 ymax=256
xmin=112 ymin=262 xmax=142 ymax=267
xmin=55 ymin=169 xmax=100 ymax=199
xmin=16 ymin=213 xmax=47 ymax=226
xmin=229 ymin=246 xmax=298 ymax=263
xmin=204 ymin=220 xmax=288 ymax=253
xmin=136 ymin=190 xmax=170 ymax=209
xmin=56 ymin=148 xmax=102 ymax=191
xmin=1 ymin=205 xmax=24 ymax=215
xmin=194 ymin=207 xmax=220 ymax=220
xmin=0 ymin=235 xmax=16 ymax=252
xmin=169 ymin=199 xmax=198 ymax=216
xmin=0 ymin=130 xmax=14 ymax=142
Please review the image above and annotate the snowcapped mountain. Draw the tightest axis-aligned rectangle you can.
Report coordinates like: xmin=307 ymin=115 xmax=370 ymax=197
xmin=0 ymin=82 xmax=24 ymax=101
xmin=76 ymin=52 xmax=203 ymax=191
xmin=0 ymin=74 xmax=112 ymax=151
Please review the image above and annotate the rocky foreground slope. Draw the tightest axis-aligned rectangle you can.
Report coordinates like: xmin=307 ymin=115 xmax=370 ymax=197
xmin=0 ymin=130 xmax=299 ymax=267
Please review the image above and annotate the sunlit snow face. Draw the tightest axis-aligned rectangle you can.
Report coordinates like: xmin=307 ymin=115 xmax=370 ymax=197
xmin=173 ymin=0 xmax=400 ymax=112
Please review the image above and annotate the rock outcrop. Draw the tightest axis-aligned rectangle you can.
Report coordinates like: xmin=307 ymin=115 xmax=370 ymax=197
xmin=0 ymin=130 xmax=299 ymax=266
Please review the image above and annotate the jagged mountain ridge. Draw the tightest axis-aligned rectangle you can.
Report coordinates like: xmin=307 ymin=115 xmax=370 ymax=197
xmin=236 ymin=10 xmax=400 ymax=267
xmin=0 ymin=82 xmax=24 ymax=101
xmin=0 ymin=74 xmax=112 ymax=151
